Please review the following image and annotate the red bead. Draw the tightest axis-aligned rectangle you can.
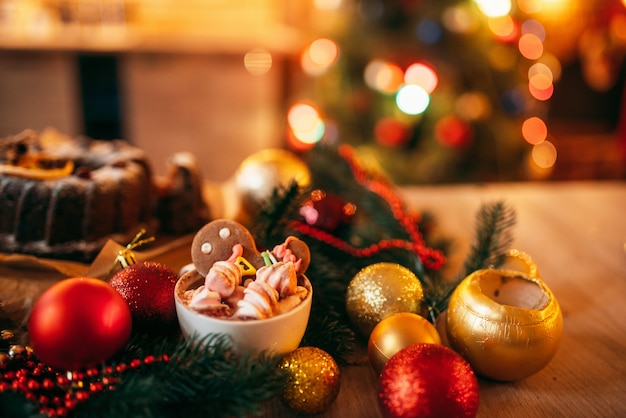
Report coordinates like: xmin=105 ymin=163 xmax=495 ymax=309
xmin=130 ymin=359 xmax=141 ymax=368
xmin=64 ymin=397 xmax=77 ymax=410
xmin=143 ymin=355 xmax=155 ymax=365
xmin=27 ymin=379 xmax=40 ymax=390
xmin=42 ymin=377 xmax=55 ymax=390
xmin=75 ymin=390 xmax=90 ymax=401
xmin=89 ymin=382 xmax=104 ymax=392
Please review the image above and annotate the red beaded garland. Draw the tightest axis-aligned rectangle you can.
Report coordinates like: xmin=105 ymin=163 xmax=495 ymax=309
xmin=291 ymin=145 xmax=445 ymax=271
xmin=0 ymin=346 xmax=170 ymax=417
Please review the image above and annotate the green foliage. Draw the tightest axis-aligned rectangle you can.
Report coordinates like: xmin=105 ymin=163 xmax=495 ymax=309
xmin=423 ymin=200 xmax=517 ymax=317
xmin=73 ymin=334 xmax=287 ymax=418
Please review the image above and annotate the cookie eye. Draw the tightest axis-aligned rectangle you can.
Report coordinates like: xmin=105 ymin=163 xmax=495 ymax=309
xmin=201 ymin=242 xmax=213 ymax=254
xmin=219 ymin=227 xmax=231 ymax=239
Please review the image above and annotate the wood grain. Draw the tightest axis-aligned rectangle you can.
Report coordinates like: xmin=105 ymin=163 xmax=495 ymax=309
xmin=2 ymin=181 xmax=624 ymax=417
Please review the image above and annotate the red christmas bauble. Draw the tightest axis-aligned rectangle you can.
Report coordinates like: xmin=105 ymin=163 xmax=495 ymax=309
xmin=378 ymin=344 xmax=479 ymax=418
xmin=109 ymin=261 xmax=179 ymax=332
xmin=28 ymin=277 xmax=132 ymax=371
xmin=300 ymin=189 xmax=356 ymax=232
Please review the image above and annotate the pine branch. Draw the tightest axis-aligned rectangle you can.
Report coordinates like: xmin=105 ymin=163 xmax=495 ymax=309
xmin=252 ymin=180 xmax=307 ymax=248
xmin=461 ymin=200 xmax=516 ymax=276
xmin=424 ymin=200 xmax=516 ymax=316
xmin=71 ymin=334 xmax=286 ymax=418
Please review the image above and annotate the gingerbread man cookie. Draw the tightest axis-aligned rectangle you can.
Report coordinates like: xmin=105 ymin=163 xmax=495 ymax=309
xmin=190 ymin=219 xmax=310 ymax=278
xmin=184 ymin=219 xmax=311 ymax=320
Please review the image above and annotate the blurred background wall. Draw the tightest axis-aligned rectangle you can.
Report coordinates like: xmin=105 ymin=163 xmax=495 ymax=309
xmin=0 ymin=0 xmax=624 ymax=183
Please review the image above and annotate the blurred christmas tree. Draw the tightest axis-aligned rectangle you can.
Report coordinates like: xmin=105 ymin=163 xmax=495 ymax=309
xmin=286 ymin=0 xmax=560 ymax=183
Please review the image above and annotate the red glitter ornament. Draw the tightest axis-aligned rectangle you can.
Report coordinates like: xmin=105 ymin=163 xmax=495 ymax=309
xmin=300 ymin=189 xmax=356 ymax=232
xmin=28 ymin=277 xmax=132 ymax=371
xmin=109 ymin=261 xmax=179 ymax=333
xmin=378 ymin=344 xmax=479 ymax=418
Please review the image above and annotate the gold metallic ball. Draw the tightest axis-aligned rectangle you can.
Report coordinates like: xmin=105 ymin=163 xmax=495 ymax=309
xmin=346 ymin=263 xmax=424 ymax=338
xmin=446 ymin=269 xmax=563 ymax=381
xmin=278 ymin=346 xmax=341 ymax=415
xmin=234 ymin=148 xmax=310 ymax=209
xmin=368 ymin=312 xmax=441 ymax=374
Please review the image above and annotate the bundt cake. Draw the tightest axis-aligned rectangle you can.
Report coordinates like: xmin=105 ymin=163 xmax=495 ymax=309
xmin=0 ymin=128 xmax=157 ymax=262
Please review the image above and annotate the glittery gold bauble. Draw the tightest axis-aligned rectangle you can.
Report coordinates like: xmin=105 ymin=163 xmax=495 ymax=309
xmin=233 ymin=148 xmax=310 ymax=210
xmin=346 ymin=263 xmax=424 ymax=338
xmin=278 ymin=347 xmax=341 ymax=415
xmin=368 ymin=312 xmax=441 ymax=374
xmin=446 ymin=269 xmax=563 ymax=381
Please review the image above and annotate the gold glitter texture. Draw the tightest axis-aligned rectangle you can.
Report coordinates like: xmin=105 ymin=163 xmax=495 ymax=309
xmin=278 ymin=346 xmax=341 ymax=414
xmin=345 ymin=262 xmax=423 ymax=338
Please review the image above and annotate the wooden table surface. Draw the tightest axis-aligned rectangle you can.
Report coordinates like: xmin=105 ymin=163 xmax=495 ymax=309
xmin=2 ymin=181 xmax=625 ymax=417
xmin=261 ymin=180 xmax=626 ymax=418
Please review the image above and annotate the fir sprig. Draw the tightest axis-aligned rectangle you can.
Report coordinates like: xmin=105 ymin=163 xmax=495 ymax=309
xmin=72 ymin=334 xmax=286 ymax=418
xmin=461 ymin=200 xmax=516 ymax=276
xmin=423 ymin=200 xmax=517 ymax=317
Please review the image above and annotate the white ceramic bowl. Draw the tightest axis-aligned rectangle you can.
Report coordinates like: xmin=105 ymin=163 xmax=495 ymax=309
xmin=174 ymin=269 xmax=312 ymax=356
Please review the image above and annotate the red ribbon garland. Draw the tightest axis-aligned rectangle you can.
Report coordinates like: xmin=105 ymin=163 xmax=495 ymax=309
xmin=290 ymin=145 xmax=446 ymax=271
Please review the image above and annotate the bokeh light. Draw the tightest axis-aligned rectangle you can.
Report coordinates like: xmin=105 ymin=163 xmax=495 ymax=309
xmin=488 ymin=15 xmax=518 ymax=42
xmin=287 ymin=102 xmax=325 ymax=150
xmin=517 ymin=0 xmax=543 ymax=14
xmin=244 ymin=49 xmax=272 ymax=75
xmin=416 ymin=19 xmax=443 ymax=44
xmin=537 ymin=53 xmax=562 ymax=81
xmin=374 ymin=117 xmax=412 ymax=147
xmin=435 ymin=115 xmax=474 ymax=148
xmin=529 ymin=80 xmax=554 ymax=100
xmin=364 ymin=60 xmax=404 ymax=94
xmin=521 ymin=19 xmax=546 ymax=41
xmin=475 ymin=0 xmax=512 ymax=18
xmin=301 ymin=38 xmax=339 ymax=76
xmin=404 ymin=62 xmax=438 ymax=93
xmin=532 ymin=140 xmax=557 ymax=168
xmin=518 ymin=33 xmax=544 ymax=59
xmin=529 ymin=62 xmax=553 ymax=84
xmin=522 ymin=116 xmax=547 ymax=144
xmin=442 ymin=5 xmax=479 ymax=33
xmin=396 ymin=85 xmax=430 ymax=115
xmin=314 ymin=0 xmax=343 ymax=10
xmin=309 ymin=38 xmax=339 ymax=67
xmin=456 ymin=92 xmax=491 ymax=120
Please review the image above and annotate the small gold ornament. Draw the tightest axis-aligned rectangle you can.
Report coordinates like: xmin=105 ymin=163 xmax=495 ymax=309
xmin=278 ymin=347 xmax=341 ymax=415
xmin=446 ymin=269 xmax=563 ymax=381
xmin=368 ymin=312 xmax=441 ymax=374
xmin=232 ymin=149 xmax=311 ymax=222
xmin=346 ymin=263 xmax=424 ymax=338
